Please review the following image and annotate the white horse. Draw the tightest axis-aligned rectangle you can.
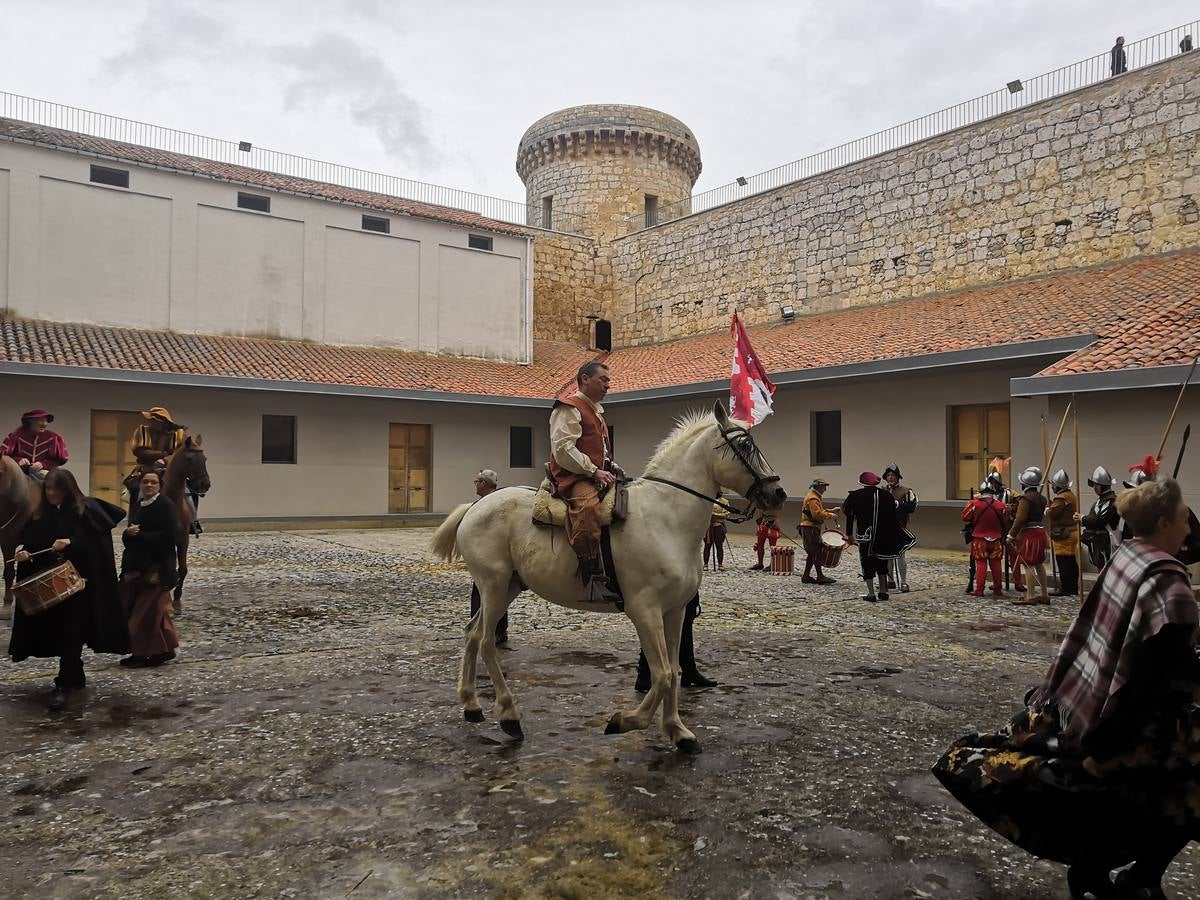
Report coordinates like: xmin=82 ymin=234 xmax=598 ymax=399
xmin=429 ymin=401 xmax=788 ymax=753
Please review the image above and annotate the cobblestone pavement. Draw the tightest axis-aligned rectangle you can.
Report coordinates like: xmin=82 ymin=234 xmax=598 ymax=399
xmin=1 ymin=529 xmax=1196 ymax=899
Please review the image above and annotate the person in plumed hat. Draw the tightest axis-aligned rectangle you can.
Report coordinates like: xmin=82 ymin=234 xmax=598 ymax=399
xmin=1 ymin=409 xmax=69 ymax=479
xmin=843 ymin=471 xmax=915 ymax=602
xmin=124 ymin=407 xmax=199 ymax=530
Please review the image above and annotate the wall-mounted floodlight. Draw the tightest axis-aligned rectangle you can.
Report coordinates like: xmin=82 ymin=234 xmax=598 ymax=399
xmin=238 ymin=141 xmax=253 ymax=152
xmin=781 ymin=304 xmax=796 ymax=321
xmin=736 ymin=176 xmax=749 ymax=187
xmin=1006 ymin=79 xmax=1023 ymax=94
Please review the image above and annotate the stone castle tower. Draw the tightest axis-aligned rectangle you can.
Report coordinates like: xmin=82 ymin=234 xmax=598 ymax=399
xmin=516 ymin=104 xmax=702 ymax=241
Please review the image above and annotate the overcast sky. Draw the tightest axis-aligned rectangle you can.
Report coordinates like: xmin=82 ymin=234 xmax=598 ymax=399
xmin=1 ymin=2 xmax=1195 ymax=201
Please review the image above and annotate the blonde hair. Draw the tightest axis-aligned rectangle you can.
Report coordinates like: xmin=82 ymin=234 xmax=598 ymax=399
xmin=1116 ymin=477 xmax=1183 ymax=537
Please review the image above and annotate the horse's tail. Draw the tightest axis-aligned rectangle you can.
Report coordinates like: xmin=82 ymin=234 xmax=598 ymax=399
xmin=429 ymin=503 xmax=471 ymax=562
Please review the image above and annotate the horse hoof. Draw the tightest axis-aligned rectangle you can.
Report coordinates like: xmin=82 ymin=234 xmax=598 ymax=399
xmin=675 ymin=737 xmax=702 ymax=754
xmin=604 ymin=713 xmax=625 ymax=735
xmin=464 ymin=708 xmax=485 ymax=723
xmin=499 ymin=719 xmax=524 ymax=740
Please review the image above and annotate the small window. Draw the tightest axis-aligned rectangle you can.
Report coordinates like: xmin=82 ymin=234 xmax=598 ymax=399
xmin=811 ymin=410 xmax=841 ymax=466
xmin=644 ymin=194 xmax=658 ymax=227
xmin=237 ymin=192 xmax=271 ymax=213
xmin=362 ymin=214 xmax=390 ymax=233
xmin=509 ymin=426 xmax=533 ymax=468
xmin=542 ymin=195 xmax=553 ymax=229
xmin=468 ymin=234 xmax=493 ymax=252
xmin=90 ymin=165 xmax=129 ymax=188
xmin=594 ymin=319 xmax=612 ymax=352
xmin=262 ymin=415 xmax=296 ymax=464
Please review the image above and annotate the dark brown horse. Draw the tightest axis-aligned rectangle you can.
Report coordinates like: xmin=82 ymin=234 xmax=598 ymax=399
xmin=156 ymin=435 xmax=211 ymax=612
xmin=0 ymin=456 xmax=43 ymax=619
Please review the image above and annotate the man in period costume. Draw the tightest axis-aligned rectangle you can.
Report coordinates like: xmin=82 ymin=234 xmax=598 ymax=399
xmin=548 ymin=362 xmax=623 ymax=605
xmin=962 ymin=480 xmax=1008 ymax=597
xmin=468 ymin=469 xmax=509 ymax=645
xmin=843 ymin=471 xmax=914 ymax=602
xmin=1007 ymin=467 xmax=1051 ymax=605
xmin=1080 ymin=465 xmax=1120 ymax=568
xmin=882 ymin=463 xmax=917 ymax=592
xmin=703 ymin=498 xmax=730 ymax=572
xmin=1047 ymin=468 xmax=1080 ymax=596
xmin=1 ymin=409 xmax=68 ymax=479
xmin=798 ymin=477 xmax=839 ymax=584
xmin=125 ymin=407 xmax=201 ymax=532
xmin=750 ymin=510 xmax=782 ymax=571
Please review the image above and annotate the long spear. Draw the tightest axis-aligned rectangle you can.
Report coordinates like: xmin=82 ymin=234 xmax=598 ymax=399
xmin=1041 ymin=413 xmax=1058 ymax=584
xmin=1156 ymin=356 xmax=1199 ymax=465
xmin=1045 ymin=401 xmax=1074 ymax=473
xmin=1173 ymin=424 xmax=1192 ymax=480
xmin=1073 ymin=394 xmax=1084 ymax=603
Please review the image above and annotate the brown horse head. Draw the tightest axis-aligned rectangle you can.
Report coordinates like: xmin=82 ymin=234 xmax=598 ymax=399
xmin=162 ymin=434 xmax=211 ymax=498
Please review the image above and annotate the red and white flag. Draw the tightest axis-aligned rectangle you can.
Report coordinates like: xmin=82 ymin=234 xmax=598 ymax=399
xmin=729 ymin=313 xmax=776 ymax=427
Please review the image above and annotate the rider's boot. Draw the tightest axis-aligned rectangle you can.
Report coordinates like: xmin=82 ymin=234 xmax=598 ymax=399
xmin=580 ymin=558 xmax=622 ymax=606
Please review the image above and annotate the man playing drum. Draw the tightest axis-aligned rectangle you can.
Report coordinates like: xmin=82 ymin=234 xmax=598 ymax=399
xmin=798 ymin=477 xmax=840 ymax=584
xmin=547 ymin=362 xmax=624 ymax=605
xmin=1 ymin=409 xmax=68 ymax=480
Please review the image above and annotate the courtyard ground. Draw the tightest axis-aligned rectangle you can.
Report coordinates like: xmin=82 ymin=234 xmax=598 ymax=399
xmin=0 ymin=528 xmax=1196 ymax=899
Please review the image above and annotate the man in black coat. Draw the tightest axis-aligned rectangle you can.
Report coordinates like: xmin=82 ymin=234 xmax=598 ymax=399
xmin=1110 ymin=36 xmax=1127 ymax=76
xmin=842 ymin=471 xmax=916 ymax=602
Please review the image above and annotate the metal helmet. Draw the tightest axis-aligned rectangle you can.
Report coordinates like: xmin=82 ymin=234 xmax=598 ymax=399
xmin=1050 ymin=468 xmax=1072 ymax=491
xmin=882 ymin=462 xmax=902 ymax=480
xmin=1124 ymin=469 xmax=1154 ymax=489
xmin=1123 ymin=455 xmax=1159 ymax=489
xmin=1088 ymin=466 xmax=1114 ymax=488
xmin=978 ymin=481 xmax=995 ymax=496
xmin=1017 ymin=467 xmax=1042 ymax=489
xmin=985 ymin=470 xmax=1005 ymax=490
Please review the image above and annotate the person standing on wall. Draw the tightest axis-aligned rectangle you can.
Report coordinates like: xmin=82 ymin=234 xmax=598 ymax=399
xmin=468 ymin=469 xmax=509 ymax=646
xmin=1110 ymin=35 xmax=1128 ymax=75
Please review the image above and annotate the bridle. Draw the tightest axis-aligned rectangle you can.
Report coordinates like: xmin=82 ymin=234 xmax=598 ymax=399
xmin=642 ymin=423 xmax=781 ymax=521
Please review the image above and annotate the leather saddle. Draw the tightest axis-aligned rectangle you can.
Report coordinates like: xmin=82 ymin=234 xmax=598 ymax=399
xmin=531 ymin=478 xmax=627 ymax=528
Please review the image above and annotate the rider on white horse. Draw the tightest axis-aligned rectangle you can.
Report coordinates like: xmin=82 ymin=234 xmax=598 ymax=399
xmin=547 ymin=361 xmax=624 ymax=606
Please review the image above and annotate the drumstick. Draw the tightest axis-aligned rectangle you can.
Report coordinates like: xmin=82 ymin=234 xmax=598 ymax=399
xmin=2 ymin=547 xmax=53 ymax=566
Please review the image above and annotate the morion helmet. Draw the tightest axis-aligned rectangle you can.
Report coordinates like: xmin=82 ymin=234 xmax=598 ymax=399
xmin=1088 ymin=466 xmax=1114 ymax=488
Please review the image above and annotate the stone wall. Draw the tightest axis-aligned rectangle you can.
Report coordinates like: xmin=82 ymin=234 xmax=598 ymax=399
xmin=608 ymin=53 xmax=1200 ymax=346
xmin=517 ymin=105 xmax=701 ymax=242
xmin=531 ymin=230 xmax=611 ymax=345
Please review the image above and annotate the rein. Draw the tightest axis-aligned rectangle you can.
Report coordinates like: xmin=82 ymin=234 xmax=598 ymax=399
xmin=639 ymin=475 xmax=753 ymax=519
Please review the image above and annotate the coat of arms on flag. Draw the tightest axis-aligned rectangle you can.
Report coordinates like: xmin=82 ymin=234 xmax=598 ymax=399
xmin=729 ymin=312 xmax=776 ymax=427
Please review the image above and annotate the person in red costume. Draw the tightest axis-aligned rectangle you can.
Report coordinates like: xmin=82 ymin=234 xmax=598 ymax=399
xmin=750 ymin=511 xmax=782 ymax=570
xmin=1 ymin=409 xmax=68 ymax=479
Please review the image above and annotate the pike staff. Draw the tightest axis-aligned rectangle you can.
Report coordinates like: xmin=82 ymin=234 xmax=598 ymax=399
xmin=1155 ymin=356 xmax=1199 ymax=466
xmin=1073 ymin=394 xmax=1084 ymax=602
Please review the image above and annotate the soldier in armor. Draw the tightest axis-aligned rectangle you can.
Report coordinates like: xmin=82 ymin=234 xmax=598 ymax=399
xmin=1119 ymin=455 xmax=1200 ymax=565
xmin=1007 ymin=468 xmax=1050 ymax=606
xmin=962 ymin=480 xmax=1008 ymax=597
xmin=882 ymin=463 xmax=917 ymax=592
xmin=1079 ymin=466 xmax=1120 ymax=568
xmin=1046 ymin=469 xmax=1080 ymax=596
xmin=750 ymin=511 xmax=782 ymax=571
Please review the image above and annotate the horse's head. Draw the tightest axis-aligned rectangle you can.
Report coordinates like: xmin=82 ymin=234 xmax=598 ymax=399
xmin=178 ymin=434 xmax=211 ymax=496
xmin=710 ymin=401 xmax=788 ymax=512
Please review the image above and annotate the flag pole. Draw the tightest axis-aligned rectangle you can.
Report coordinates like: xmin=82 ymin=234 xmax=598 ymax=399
xmin=1156 ymin=356 xmax=1199 ymax=465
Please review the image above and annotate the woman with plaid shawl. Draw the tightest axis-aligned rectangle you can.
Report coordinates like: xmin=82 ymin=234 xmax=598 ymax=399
xmin=934 ymin=478 xmax=1199 ymax=899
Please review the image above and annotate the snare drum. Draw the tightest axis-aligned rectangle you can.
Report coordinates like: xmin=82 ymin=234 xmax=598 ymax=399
xmin=818 ymin=531 xmax=847 ymax=568
xmin=13 ymin=560 xmax=86 ymax=616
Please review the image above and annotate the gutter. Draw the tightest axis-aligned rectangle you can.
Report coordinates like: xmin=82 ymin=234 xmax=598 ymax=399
xmin=0 ymin=361 xmax=554 ymax=408
xmin=1011 ymin=363 xmax=1198 ymax=397
xmin=605 ymin=334 xmax=1096 ymax=404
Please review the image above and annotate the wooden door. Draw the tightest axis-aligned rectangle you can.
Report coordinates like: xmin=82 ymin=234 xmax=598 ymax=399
xmin=388 ymin=423 xmax=430 ymax=513
xmin=90 ymin=410 xmax=144 ymax=506
xmin=951 ymin=404 xmax=1010 ymax=499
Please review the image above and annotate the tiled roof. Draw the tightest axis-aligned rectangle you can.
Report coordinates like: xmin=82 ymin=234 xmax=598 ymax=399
xmin=1036 ymin=292 xmax=1200 ymax=376
xmin=3 ymin=252 xmax=1197 ymax=400
xmin=0 ymin=317 xmax=594 ymax=401
xmin=0 ymin=118 xmax=533 ymax=237
xmin=604 ymin=250 xmax=1200 ymax=394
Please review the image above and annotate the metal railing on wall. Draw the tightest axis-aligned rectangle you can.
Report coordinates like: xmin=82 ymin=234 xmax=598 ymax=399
xmin=0 ymin=91 xmax=586 ymax=236
xmin=627 ymin=20 xmax=1200 ymax=230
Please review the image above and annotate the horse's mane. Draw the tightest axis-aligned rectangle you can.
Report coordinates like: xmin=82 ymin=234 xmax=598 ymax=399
xmin=643 ymin=409 xmax=749 ymax=476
